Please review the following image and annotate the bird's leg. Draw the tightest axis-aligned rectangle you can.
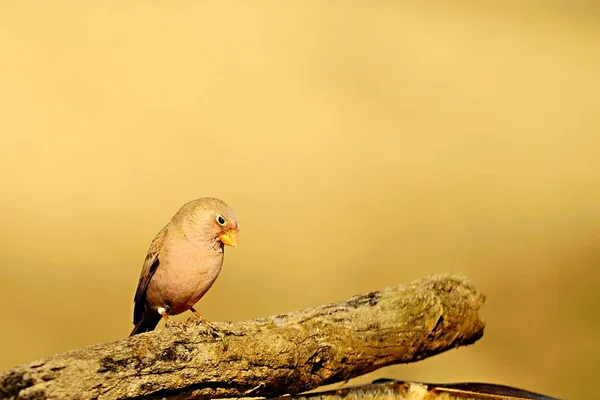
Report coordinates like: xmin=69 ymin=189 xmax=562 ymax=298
xmin=188 ymin=307 xmax=216 ymax=330
xmin=158 ymin=306 xmax=185 ymax=329
xmin=188 ymin=307 xmax=226 ymax=344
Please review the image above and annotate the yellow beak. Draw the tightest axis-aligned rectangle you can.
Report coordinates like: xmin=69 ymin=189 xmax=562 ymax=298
xmin=219 ymin=230 xmax=239 ymax=247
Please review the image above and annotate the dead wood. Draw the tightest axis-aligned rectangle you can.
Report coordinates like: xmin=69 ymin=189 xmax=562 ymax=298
xmin=0 ymin=274 xmax=485 ymax=400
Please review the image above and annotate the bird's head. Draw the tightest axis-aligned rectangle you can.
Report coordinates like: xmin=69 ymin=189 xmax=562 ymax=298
xmin=176 ymin=197 xmax=240 ymax=247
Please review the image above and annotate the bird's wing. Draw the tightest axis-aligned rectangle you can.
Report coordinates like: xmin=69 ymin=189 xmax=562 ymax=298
xmin=133 ymin=225 xmax=168 ymax=325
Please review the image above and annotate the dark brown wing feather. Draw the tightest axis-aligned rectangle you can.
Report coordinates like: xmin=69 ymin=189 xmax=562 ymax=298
xmin=133 ymin=225 xmax=168 ymax=325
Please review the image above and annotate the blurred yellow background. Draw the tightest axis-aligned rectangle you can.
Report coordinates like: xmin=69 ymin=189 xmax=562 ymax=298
xmin=0 ymin=2 xmax=598 ymax=399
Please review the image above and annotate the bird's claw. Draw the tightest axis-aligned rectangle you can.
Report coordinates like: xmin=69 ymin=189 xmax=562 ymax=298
xmin=186 ymin=315 xmax=228 ymax=348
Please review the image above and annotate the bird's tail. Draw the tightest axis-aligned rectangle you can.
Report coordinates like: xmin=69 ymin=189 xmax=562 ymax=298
xmin=129 ymin=312 xmax=162 ymax=336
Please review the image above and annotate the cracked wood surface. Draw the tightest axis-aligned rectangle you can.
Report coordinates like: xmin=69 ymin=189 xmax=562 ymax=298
xmin=0 ymin=274 xmax=485 ymax=400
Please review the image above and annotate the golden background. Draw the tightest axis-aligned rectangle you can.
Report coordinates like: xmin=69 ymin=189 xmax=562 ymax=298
xmin=1 ymin=2 xmax=598 ymax=399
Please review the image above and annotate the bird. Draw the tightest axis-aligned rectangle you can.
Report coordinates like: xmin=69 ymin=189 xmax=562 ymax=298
xmin=129 ymin=197 xmax=239 ymax=336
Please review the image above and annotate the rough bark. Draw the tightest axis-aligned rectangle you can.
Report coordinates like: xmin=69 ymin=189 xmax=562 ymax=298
xmin=0 ymin=274 xmax=485 ymax=400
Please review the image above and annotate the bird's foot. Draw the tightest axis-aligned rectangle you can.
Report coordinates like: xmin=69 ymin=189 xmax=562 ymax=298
xmin=188 ymin=308 xmax=228 ymax=348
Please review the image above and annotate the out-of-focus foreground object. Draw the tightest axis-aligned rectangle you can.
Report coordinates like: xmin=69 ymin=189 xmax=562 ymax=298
xmin=281 ymin=378 xmax=561 ymax=400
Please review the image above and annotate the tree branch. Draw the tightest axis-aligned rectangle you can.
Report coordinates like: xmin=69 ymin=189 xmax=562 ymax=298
xmin=0 ymin=274 xmax=485 ymax=400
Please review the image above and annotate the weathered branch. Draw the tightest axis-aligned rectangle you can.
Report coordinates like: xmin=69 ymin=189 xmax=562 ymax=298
xmin=0 ymin=274 xmax=485 ymax=400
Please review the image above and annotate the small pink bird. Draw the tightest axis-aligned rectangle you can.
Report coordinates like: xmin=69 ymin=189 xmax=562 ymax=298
xmin=130 ymin=198 xmax=239 ymax=336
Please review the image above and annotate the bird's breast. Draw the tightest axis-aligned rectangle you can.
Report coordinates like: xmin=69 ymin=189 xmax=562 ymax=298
xmin=149 ymin=241 xmax=225 ymax=315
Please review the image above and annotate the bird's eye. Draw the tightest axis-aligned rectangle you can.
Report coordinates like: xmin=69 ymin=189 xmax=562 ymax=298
xmin=216 ymin=215 xmax=227 ymax=226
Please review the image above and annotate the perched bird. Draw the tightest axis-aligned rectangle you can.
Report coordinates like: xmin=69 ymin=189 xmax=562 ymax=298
xmin=130 ymin=197 xmax=239 ymax=336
